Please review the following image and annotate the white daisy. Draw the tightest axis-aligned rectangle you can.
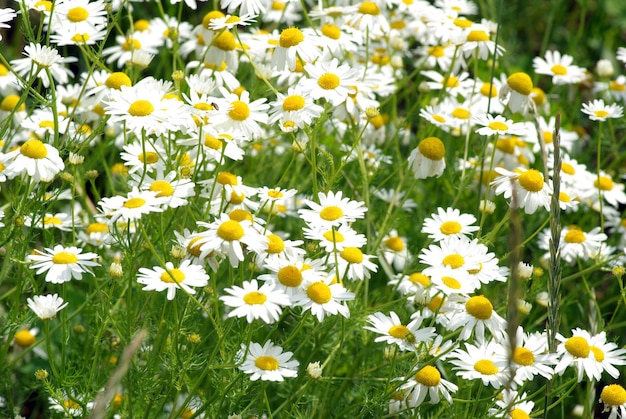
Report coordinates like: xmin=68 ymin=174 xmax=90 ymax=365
xmin=220 ymin=279 xmax=291 ymax=323
xmin=581 ymin=99 xmax=624 ymax=121
xmin=444 ymin=294 xmax=507 ymax=341
xmin=27 ymin=293 xmax=69 ymax=320
xmin=421 ymin=207 xmax=479 ymax=242
xmin=292 ymin=275 xmax=355 ymax=322
xmin=137 ymin=260 xmax=210 ymax=301
xmin=364 ymin=311 xmax=436 ymax=352
xmin=449 ymin=339 xmax=509 ymax=388
xmin=298 ymin=190 xmax=367 ymax=229
xmin=533 ymin=50 xmax=587 ymax=85
xmin=408 ymin=136 xmax=446 ymax=179
xmin=212 ymin=88 xmax=269 ymax=139
xmin=600 ymin=384 xmax=626 ymax=419
xmin=98 ymin=188 xmax=163 ymax=224
xmin=473 ymin=114 xmax=530 ymax=137
xmin=4 ymin=139 xmax=64 ymax=183
xmin=491 ymin=167 xmax=553 ymax=214
xmin=236 ymin=340 xmax=299 ymax=382
xmin=298 ymin=58 xmax=361 ymax=106
xmin=27 ymin=245 xmax=100 ymax=284
xmin=399 ymin=363 xmax=458 ymax=408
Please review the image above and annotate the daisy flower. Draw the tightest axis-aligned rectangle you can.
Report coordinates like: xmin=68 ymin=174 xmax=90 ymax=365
xmin=399 ymin=364 xmax=458 ymax=408
xmin=23 ymin=212 xmax=74 ymax=231
xmin=268 ymin=87 xmax=324 ymax=132
xmin=98 ymin=188 xmax=163 ymax=224
xmin=220 ymin=279 xmax=291 ymax=323
xmin=473 ymin=114 xmax=530 ymax=137
xmin=388 ymin=271 xmax=431 ymax=296
xmin=298 ymin=58 xmax=361 ymax=106
xmin=459 ymin=26 xmax=504 ymax=60
xmin=27 ymin=245 xmax=100 ymax=284
xmin=131 ymin=171 xmax=196 ymax=209
xmin=271 ymin=27 xmax=322 ymax=71
xmin=298 ymin=190 xmax=367 ymax=229
xmin=430 ymin=266 xmax=478 ymax=295
xmin=49 ymin=0 xmax=108 ymax=37
xmin=137 ymin=260 xmax=210 ymax=301
xmin=500 ymin=72 xmax=533 ymax=114
xmin=600 ymin=384 xmax=626 ymax=419
xmin=533 ymin=50 xmax=587 ymax=85
xmin=422 ymin=207 xmax=479 ymax=242
xmin=48 ymin=391 xmax=93 ymax=417
xmin=419 ymin=236 xmax=482 ymax=276
xmin=489 ymin=389 xmax=535 ymax=419
xmin=364 ymin=311 xmax=436 ymax=352
xmin=292 ymin=275 xmax=355 ymax=322
xmin=539 ymin=225 xmax=607 ymax=264
xmin=4 ymin=139 xmax=64 ymax=183
xmin=444 ymin=294 xmax=507 ymax=341
xmin=0 ymin=8 xmax=16 ymax=37
xmin=581 ymin=99 xmax=624 ymax=121
xmin=408 ymin=136 xmax=446 ymax=179
xmin=344 ymin=1 xmax=390 ymax=37
xmin=380 ymin=230 xmax=410 ymax=272
xmin=27 ymin=294 xmax=69 ymax=320
xmin=236 ymin=340 xmax=299 ymax=382
xmin=11 ymin=42 xmax=77 ymax=88
xmin=212 ymin=88 xmax=269 ymax=139
xmin=102 ymin=33 xmax=160 ymax=68
xmin=449 ymin=339 xmax=509 ymax=389
xmin=334 ymin=247 xmax=378 ymax=281
xmin=491 ymin=167 xmax=553 ymax=214
xmin=207 ymin=13 xmax=256 ymax=31
xmin=373 ymin=189 xmax=417 ymax=211
xmin=421 ymin=70 xmax=474 ymax=98
xmin=583 ymin=171 xmax=626 ymax=208
xmin=193 ymin=213 xmax=268 ymax=268
xmin=77 ymin=221 xmax=113 ymax=248
xmin=119 ymin=140 xmax=167 ymax=175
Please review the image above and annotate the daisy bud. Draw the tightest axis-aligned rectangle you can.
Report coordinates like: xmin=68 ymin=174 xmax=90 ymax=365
xmin=479 ymin=199 xmax=495 ymax=214
xmin=187 ymin=333 xmax=201 ymax=344
xmin=291 ymin=139 xmax=307 ymax=153
xmin=383 ymin=346 xmax=397 ymax=360
xmin=68 ymin=152 xmax=85 ymax=165
xmin=517 ymin=299 xmax=532 ymax=315
xmin=129 ymin=50 xmax=153 ymax=69
xmin=516 ymin=262 xmax=534 ymax=280
xmin=109 ymin=261 xmax=123 ymax=278
xmin=170 ymin=245 xmax=186 ymax=259
xmin=306 ymin=361 xmax=323 ymax=379
xmin=34 ymin=369 xmax=49 ymax=381
xmin=612 ymin=266 xmax=625 ymax=280
xmin=85 ymin=170 xmax=99 ymax=180
xmin=59 ymin=171 xmax=74 ymax=183
xmin=172 ymin=70 xmax=185 ymax=81
xmin=571 ymin=405 xmax=584 ymax=417
xmin=535 ymin=291 xmax=549 ymax=308
xmin=596 ymin=59 xmax=614 ymax=78
xmin=533 ymin=267 xmax=544 ymax=277
xmin=365 ymin=107 xmax=379 ymax=119
xmin=73 ymin=324 xmax=85 ymax=334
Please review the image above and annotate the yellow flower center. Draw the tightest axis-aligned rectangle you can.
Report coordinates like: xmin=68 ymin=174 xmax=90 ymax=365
xmin=202 ymin=10 xmax=225 ymax=28
xmin=271 ymin=1 xmax=285 ymax=10
xmin=217 ymin=220 xmax=244 ymax=241
xmin=513 ymin=347 xmax=535 ymax=366
xmin=385 ymin=237 xmax=404 ymax=251
xmin=601 ymin=384 xmax=626 ymax=407
xmin=1 ymin=95 xmax=25 ymax=112
xmin=358 ymin=1 xmax=380 ymax=15
xmin=217 ymin=171 xmax=238 ymax=185
xmin=409 ymin=273 xmax=430 ymax=286
xmin=204 ymin=135 xmax=222 ymax=150
xmin=594 ymin=110 xmax=609 ymax=118
xmin=229 ymin=192 xmax=245 ymax=205
xmin=307 ymin=281 xmax=331 ymax=304
xmin=417 ymin=137 xmax=445 ymax=160
xmin=14 ymin=330 xmax=36 ymax=347
xmin=564 ymin=228 xmax=585 ymax=243
xmin=279 ymin=27 xmax=304 ymax=48
xmin=443 ymin=75 xmax=459 ymax=88
xmin=136 ymin=151 xmax=158 ymax=165
xmin=433 ymin=114 xmax=446 ymax=123
xmin=510 ymin=409 xmax=530 ymax=419
xmin=531 ymin=87 xmax=546 ymax=105
xmin=551 ymin=64 xmax=567 ymax=75
xmin=452 ymin=108 xmax=470 ymax=119
xmin=44 ymin=216 xmax=62 ymax=225
xmin=229 ymin=209 xmax=252 ymax=222
xmin=474 ymin=359 xmax=498 ymax=375
xmin=561 ymin=162 xmax=575 ymax=175
xmin=134 ymin=19 xmax=150 ymax=31
xmin=86 ymin=223 xmax=109 ymax=234
xmin=323 ymin=230 xmax=344 ymax=243
xmin=442 ymin=276 xmax=461 ymax=289
xmin=213 ymin=30 xmax=236 ymax=51
xmin=507 ymin=72 xmax=533 ymax=95
xmin=228 ymin=100 xmax=250 ymax=121
xmin=591 ymin=346 xmax=605 ymax=362
xmin=559 ymin=192 xmax=571 ymax=203
xmin=149 ymin=180 xmax=174 ymax=197
xmin=388 ymin=324 xmax=409 ymax=339
xmin=414 ymin=365 xmax=441 ymax=387
xmin=442 ymin=253 xmax=464 ymax=269
xmin=20 ymin=139 xmax=48 ymax=159
xmin=465 ymin=295 xmax=493 ymax=320
xmin=428 ymin=46 xmax=445 ymax=58
xmin=122 ymin=38 xmax=141 ymax=51
xmin=564 ymin=336 xmax=590 ymax=358
xmin=52 ymin=251 xmax=78 ymax=264
xmin=610 ymin=80 xmax=625 ymax=92
xmin=318 ymin=73 xmax=340 ymax=90
xmin=594 ymin=175 xmax=614 ymax=191
xmin=255 ymin=355 xmax=279 ymax=370
xmin=321 ymin=23 xmax=341 ymax=40
xmin=67 ymin=6 xmax=88 ymax=22
xmin=283 ymin=95 xmax=306 ymax=111
xmin=34 ymin=0 xmax=52 ymax=10
xmin=426 ymin=295 xmax=444 ymax=312
xmin=123 ymin=197 xmax=146 ymax=208
xmin=266 ymin=234 xmax=285 ymax=254
xmin=243 ymin=291 xmax=267 ymax=305
xmin=453 ymin=17 xmax=472 ymax=28
xmin=488 ymin=121 xmax=509 ymax=131
xmin=319 ymin=205 xmax=343 ymax=221
xmin=440 ymin=221 xmax=462 ymax=235
xmin=38 ymin=120 xmax=55 ymax=130
xmin=467 ymin=30 xmax=489 ymax=42
xmin=128 ymin=100 xmax=154 ymax=116
xmin=480 ymin=82 xmax=497 ymax=97
xmin=543 ymin=131 xmax=553 ymax=143
xmin=340 ymin=247 xmax=364 ymax=264
xmin=160 ymin=268 xmax=184 ymax=283
xmin=277 ymin=266 xmax=302 ymax=287
xmin=518 ymin=169 xmax=544 ymax=192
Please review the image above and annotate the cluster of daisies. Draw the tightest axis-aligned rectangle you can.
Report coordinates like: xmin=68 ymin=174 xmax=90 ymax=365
xmin=0 ymin=0 xmax=625 ymax=416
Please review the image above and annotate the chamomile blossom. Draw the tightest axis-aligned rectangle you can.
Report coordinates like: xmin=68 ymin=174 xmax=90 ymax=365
xmin=4 ymin=139 xmax=64 ymax=183
xmin=212 ymin=89 xmax=269 ymax=139
xmin=298 ymin=58 xmax=361 ymax=106
xmin=11 ymin=42 xmax=77 ymax=88
xmin=581 ymin=99 xmax=624 ymax=121
xmin=98 ymin=188 xmax=163 ymax=223
xmin=380 ymin=231 xmax=410 ymax=271
xmin=491 ymin=167 xmax=553 ymax=214
xmin=271 ymin=27 xmax=322 ymax=71
xmin=474 ymin=114 xmax=530 ymax=137
xmin=137 ymin=260 xmax=210 ymax=300
xmin=422 ymin=207 xmax=479 ymax=242
xmin=27 ymin=245 xmax=100 ymax=284
xmin=489 ymin=389 xmax=536 ymax=419
xmin=365 ymin=311 xmax=436 ymax=352
xmin=298 ymin=190 xmax=367 ymax=229
xmin=27 ymin=294 xmax=69 ymax=320
xmin=408 ymin=136 xmax=446 ymax=179
xmin=236 ymin=340 xmax=299 ymax=382
xmin=500 ymin=72 xmax=533 ymax=114
xmin=600 ymin=384 xmax=626 ymax=419
xmin=131 ymin=171 xmax=196 ymax=209
xmin=539 ymin=225 xmax=607 ymax=264
xmin=399 ymin=364 xmax=458 ymax=408
xmin=292 ymin=275 xmax=355 ymax=322
xmin=335 ymin=246 xmax=378 ymax=281
xmin=119 ymin=140 xmax=167 ymax=175
xmin=533 ymin=50 xmax=587 ymax=85
xmin=268 ymin=88 xmax=323 ymax=132
xmin=449 ymin=339 xmax=509 ymax=388
xmin=220 ymin=279 xmax=291 ymax=323
xmin=444 ymin=294 xmax=507 ymax=341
